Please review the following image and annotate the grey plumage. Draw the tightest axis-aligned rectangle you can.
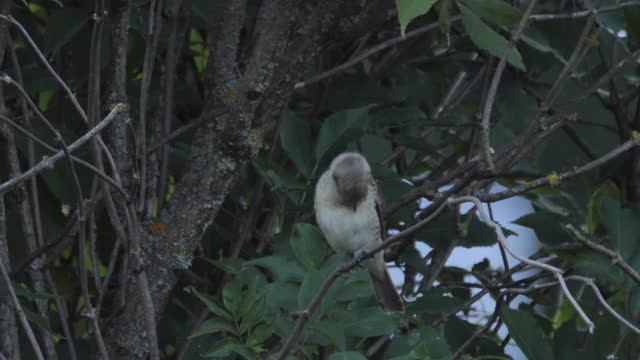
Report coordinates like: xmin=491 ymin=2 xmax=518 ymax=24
xmin=314 ymin=152 xmax=404 ymax=313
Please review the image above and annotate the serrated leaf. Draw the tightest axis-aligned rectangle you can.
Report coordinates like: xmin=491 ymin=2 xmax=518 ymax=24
xmin=203 ymin=338 xmax=257 ymax=359
xmin=316 ymin=106 xmax=371 ymax=162
xmin=280 ymin=112 xmax=314 ymax=178
xmin=193 ymin=289 xmax=233 ymax=321
xmin=396 ymin=0 xmax=438 ymax=37
xmin=501 ymin=307 xmax=552 ymax=360
xmin=290 ymin=223 xmax=329 ymax=270
xmin=190 ymin=317 xmax=237 ymax=338
xmin=513 ymin=211 xmax=575 ymax=248
xmin=459 ymin=4 xmax=525 ymax=70
xmin=222 ymin=278 xmax=243 ymax=316
xmin=238 ymin=295 xmax=266 ymax=334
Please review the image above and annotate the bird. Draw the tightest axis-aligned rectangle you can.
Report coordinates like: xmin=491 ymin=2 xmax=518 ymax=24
xmin=314 ymin=152 xmax=404 ymax=313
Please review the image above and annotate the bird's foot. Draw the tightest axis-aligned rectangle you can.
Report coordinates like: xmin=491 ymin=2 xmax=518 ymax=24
xmin=352 ymin=248 xmax=367 ymax=265
xmin=336 ymin=262 xmax=350 ymax=274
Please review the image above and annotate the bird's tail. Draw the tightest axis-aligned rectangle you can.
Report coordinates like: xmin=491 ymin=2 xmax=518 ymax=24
xmin=367 ymin=260 xmax=404 ymax=313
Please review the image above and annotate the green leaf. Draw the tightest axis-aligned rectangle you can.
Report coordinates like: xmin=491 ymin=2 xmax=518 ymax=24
xmin=297 ymin=270 xmax=324 ymax=309
xmin=252 ymin=160 xmax=306 ymax=204
xmin=44 ymin=8 xmax=89 ymax=53
xmin=247 ymin=323 xmax=273 ymax=346
xmin=501 ymin=307 xmax=553 ymax=360
xmin=222 ymin=278 xmax=243 ymax=315
xmin=193 ymin=289 xmax=233 ymax=321
xmin=396 ymin=0 xmax=438 ymax=37
xmin=460 ymin=0 xmax=521 ymax=26
xmin=520 ymin=27 xmax=568 ymax=64
xmin=459 ymin=4 xmax=525 ymax=70
xmin=190 ymin=317 xmax=237 ymax=338
xmin=238 ymin=295 xmax=267 ymax=334
xmin=328 ymin=352 xmax=367 ymax=360
xmin=460 ymin=214 xmax=510 ymax=248
xmin=203 ymin=338 xmax=257 ymax=359
xmin=315 ymin=106 xmax=371 ymax=162
xmin=309 ymin=318 xmax=346 ymax=349
xmin=22 ymin=306 xmax=62 ymax=338
xmin=266 ymin=281 xmax=299 ymax=310
xmin=513 ymin=211 xmax=575 ymax=248
xmin=408 ymin=289 xmax=465 ymax=314
xmin=246 ymin=256 xmax=305 ymax=282
xmin=570 ymin=251 xmax=626 ymax=288
xmin=290 ymin=223 xmax=329 ymax=270
xmin=419 ymin=326 xmax=451 ymax=358
xmin=343 ymin=307 xmax=400 ymax=337
xmin=600 ymin=198 xmax=640 ymax=265
xmin=280 ymin=112 xmax=314 ymax=178
xmin=553 ymin=318 xmax=582 ymax=360
xmin=416 ymin=209 xmax=514 ymax=250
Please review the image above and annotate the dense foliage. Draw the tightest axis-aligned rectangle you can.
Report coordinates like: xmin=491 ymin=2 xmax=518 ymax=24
xmin=1 ymin=0 xmax=640 ymax=359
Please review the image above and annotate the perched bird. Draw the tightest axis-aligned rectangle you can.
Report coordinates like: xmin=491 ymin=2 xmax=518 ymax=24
xmin=314 ymin=152 xmax=404 ymax=313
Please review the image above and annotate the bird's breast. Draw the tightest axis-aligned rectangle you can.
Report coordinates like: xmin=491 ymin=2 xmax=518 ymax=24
xmin=315 ymin=201 xmax=378 ymax=254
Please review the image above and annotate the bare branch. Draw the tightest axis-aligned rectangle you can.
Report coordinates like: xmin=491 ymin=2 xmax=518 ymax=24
xmin=0 ymin=104 xmax=128 ymax=196
xmin=530 ymin=1 xmax=640 ymax=21
xmin=0 ymin=197 xmax=44 ymax=360
xmin=480 ymin=0 xmax=538 ymax=171
xmin=565 ymin=224 xmax=640 ymax=285
xmin=448 ymin=195 xmax=595 ymax=333
xmin=137 ymin=0 xmax=164 ymax=215
xmin=481 ymin=137 xmax=640 ymax=202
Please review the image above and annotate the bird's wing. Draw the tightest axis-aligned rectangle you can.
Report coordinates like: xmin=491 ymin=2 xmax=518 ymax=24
xmin=369 ymin=176 xmax=385 ymax=240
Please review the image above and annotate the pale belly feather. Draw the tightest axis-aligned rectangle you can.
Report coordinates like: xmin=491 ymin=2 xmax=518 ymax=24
xmin=316 ymin=201 xmax=379 ymax=254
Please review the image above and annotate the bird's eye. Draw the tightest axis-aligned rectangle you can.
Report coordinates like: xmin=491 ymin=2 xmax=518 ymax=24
xmin=332 ymin=174 xmax=338 ymax=184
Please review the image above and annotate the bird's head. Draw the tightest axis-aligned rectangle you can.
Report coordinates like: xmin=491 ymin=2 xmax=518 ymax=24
xmin=329 ymin=152 xmax=371 ymax=210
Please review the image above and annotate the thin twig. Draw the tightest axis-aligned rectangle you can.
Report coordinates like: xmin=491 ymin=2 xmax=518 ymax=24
xmin=565 ymin=224 xmax=640 ymax=285
xmin=137 ymin=0 xmax=164 ymax=214
xmin=291 ymin=1 xmax=640 ymax=91
xmin=0 ymin=14 xmax=123 ymax=185
xmin=0 ymin=109 xmax=128 ymax=199
xmin=479 ymin=0 xmax=538 ymax=171
xmin=451 ymin=296 xmax=504 ymax=360
xmin=530 ymin=1 xmax=640 ymax=21
xmin=568 ymin=276 xmax=640 ymax=334
xmin=567 ymin=47 xmax=640 ymax=106
xmin=158 ymin=0 xmax=183 ymax=211
xmin=293 ymin=17 xmax=462 ymax=89
xmin=0 ymin=103 xmax=127 ymax=195
xmin=0 ymin=198 xmax=44 ymax=360
xmin=448 ymin=195 xmax=595 ymax=333
xmin=481 ymin=137 xmax=640 ymax=202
